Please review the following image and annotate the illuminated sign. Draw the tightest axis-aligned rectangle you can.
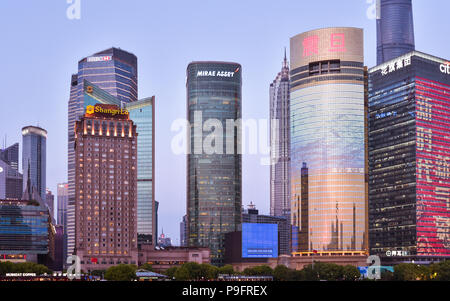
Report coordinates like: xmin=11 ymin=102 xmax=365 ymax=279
xmin=376 ymin=111 xmax=397 ymax=119
xmin=0 ymin=167 xmax=3 ymax=173
xmin=197 ymin=67 xmax=240 ymax=78
xmin=302 ymin=33 xmax=347 ymax=57
xmin=86 ymin=105 xmax=129 ymax=117
xmin=386 ymin=250 xmax=409 ymax=257
xmin=87 ymin=56 xmax=112 ymax=63
xmin=440 ymin=63 xmax=450 ymax=74
xmin=381 ymin=56 xmax=411 ymax=76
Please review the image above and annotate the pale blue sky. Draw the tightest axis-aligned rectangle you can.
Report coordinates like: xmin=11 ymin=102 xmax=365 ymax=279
xmin=0 ymin=0 xmax=448 ymax=244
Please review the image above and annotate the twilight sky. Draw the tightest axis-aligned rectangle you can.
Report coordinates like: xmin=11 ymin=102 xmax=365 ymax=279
xmin=0 ymin=0 xmax=448 ymax=244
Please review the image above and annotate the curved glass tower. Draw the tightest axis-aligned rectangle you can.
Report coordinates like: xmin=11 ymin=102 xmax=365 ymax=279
xmin=186 ymin=61 xmax=242 ymax=265
xmin=290 ymin=28 xmax=368 ymax=254
xmin=377 ymin=0 xmax=415 ymax=65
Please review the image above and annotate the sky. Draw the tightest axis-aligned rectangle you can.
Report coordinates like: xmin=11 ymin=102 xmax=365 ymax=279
xmin=0 ymin=0 xmax=449 ymax=245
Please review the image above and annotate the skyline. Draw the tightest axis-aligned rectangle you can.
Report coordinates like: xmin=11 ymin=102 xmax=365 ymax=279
xmin=0 ymin=0 xmax=449 ymax=243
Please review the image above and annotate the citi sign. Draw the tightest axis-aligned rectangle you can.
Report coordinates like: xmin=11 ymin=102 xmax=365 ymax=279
xmin=440 ymin=63 xmax=450 ymax=75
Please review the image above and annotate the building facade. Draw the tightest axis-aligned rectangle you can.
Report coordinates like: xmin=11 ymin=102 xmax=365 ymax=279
xmin=270 ymin=51 xmax=291 ymax=219
xmin=290 ymin=28 xmax=368 ymax=255
xmin=45 ymin=189 xmax=55 ymax=223
xmin=68 ymin=48 xmax=138 ymax=258
xmin=126 ymin=97 xmax=156 ymax=243
xmin=56 ymin=183 xmax=68 ymax=264
xmin=0 ymin=159 xmax=22 ymax=200
xmin=369 ymin=51 xmax=450 ymax=259
xmin=74 ymin=103 xmax=138 ymax=271
xmin=22 ymin=126 xmax=47 ymax=201
xmin=376 ymin=0 xmax=415 ymax=65
xmin=1 ymin=143 xmax=19 ymax=171
xmin=186 ymin=61 xmax=242 ymax=265
xmin=180 ymin=215 xmax=188 ymax=247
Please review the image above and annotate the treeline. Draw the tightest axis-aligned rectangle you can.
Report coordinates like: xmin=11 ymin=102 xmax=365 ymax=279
xmin=0 ymin=262 xmax=52 ymax=276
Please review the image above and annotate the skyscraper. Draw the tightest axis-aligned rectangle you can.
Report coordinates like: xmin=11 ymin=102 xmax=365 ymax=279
xmin=186 ymin=61 xmax=242 ymax=266
xmin=376 ymin=0 xmax=415 ymax=65
xmin=290 ymin=28 xmax=368 ymax=254
xmin=1 ymin=143 xmax=19 ymax=171
xmin=270 ymin=50 xmax=291 ymax=219
xmin=45 ymin=188 xmax=55 ymax=223
xmin=126 ymin=97 xmax=156 ymax=244
xmin=74 ymin=103 xmax=138 ymax=272
xmin=369 ymin=51 xmax=450 ymax=262
xmin=22 ymin=126 xmax=47 ymax=201
xmin=68 ymin=48 xmax=137 ymax=258
xmin=57 ymin=183 xmax=68 ymax=263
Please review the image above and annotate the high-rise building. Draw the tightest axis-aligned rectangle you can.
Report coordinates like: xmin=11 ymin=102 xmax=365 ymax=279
xmin=57 ymin=183 xmax=68 ymax=263
xmin=0 ymin=159 xmax=22 ymax=200
xmin=157 ymin=230 xmax=172 ymax=248
xmin=290 ymin=28 xmax=368 ymax=255
xmin=376 ymin=0 xmax=415 ymax=65
xmin=180 ymin=215 xmax=188 ymax=247
xmin=1 ymin=143 xmax=19 ymax=171
xmin=22 ymin=126 xmax=47 ymax=201
xmin=186 ymin=61 xmax=242 ymax=265
xmin=369 ymin=51 xmax=450 ymax=262
xmin=45 ymin=188 xmax=55 ymax=223
xmin=74 ymin=103 xmax=138 ymax=272
xmin=270 ymin=50 xmax=291 ymax=219
xmin=126 ymin=97 xmax=155 ymax=243
xmin=243 ymin=203 xmax=290 ymax=255
xmin=67 ymin=48 xmax=138 ymax=258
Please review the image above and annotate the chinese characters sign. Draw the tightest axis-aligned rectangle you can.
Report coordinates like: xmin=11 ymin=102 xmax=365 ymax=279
xmin=302 ymin=33 xmax=347 ymax=58
xmin=381 ymin=56 xmax=412 ymax=76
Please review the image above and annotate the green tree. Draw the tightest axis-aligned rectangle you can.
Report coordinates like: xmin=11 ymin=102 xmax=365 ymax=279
xmin=431 ymin=260 xmax=450 ymax=281
xmin=104 ymin=264 xmax=137 ymax=281
xmin=243 ymin=265 xmax=273 ymax=276
xmin=174 ymin=266 xmax=191 ymax=281
xmin=218 ymin=265 xmax=235 ymax=275
xmin=164 ymin=266 xmax=179 ymax=279
xmin=200 ymin=264 xmax=218 ymax=280
xmin=139 ymin=263 xmax=153 ymax=272
xmin=342 ymin=265 xmax=361 ymax=281
xmin=273 ymin=265 xmax=291 ymax=281
xmin=393 ymin=263 xmax=429 ymax=281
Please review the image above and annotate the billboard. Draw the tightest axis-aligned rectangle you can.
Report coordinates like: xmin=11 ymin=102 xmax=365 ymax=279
xmin=242 ymin=223 xmax=278 ymax=258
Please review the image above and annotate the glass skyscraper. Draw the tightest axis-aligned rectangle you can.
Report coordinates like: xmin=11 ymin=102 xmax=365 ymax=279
xmin=22 ymin=126 xmax=47 ymax=201
xmin=1 ymin=143 xmax=19 ymax=171
xmin=186 ymin=61 xmax=242 ymax=266
xmin=369 ymin=51 xmax=450 ymax=260
xmin=126 ymin=97 xmax=155 ymax=243
xmin=0 ymin=143 xmax=22 ymax=200
xmin=290 ymin=28 xmax=368 ymax=254
xmin=270 ymin=51 xmax=291 ymax=219
xmin=376 ymin=0 xmax=415 ymax=65
xmin=67 ymin=48 xmax=138 ymax=258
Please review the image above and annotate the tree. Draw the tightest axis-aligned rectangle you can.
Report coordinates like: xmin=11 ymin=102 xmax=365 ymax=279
xmin=164 ymin=267 xmax=179 ymax=279
xmin=218 ymin=265 xmax=235 ymax=275
xmin=393 ymin=263 xmax=430 ymax=281
xmin=273 ymin=265 xmax=291 ymax=281
xmin=431 ymin=260 xmax=450 ymax=281
xmin=200 ymin=263 xmax=218 ymax=280
xmin=104 ymin=264 xmax=137 ymax=281
xmin=342 ymin=265 xmax=361 ymax=281
xmin=243 ymin=265 xmax=273 ymax=276
xmin=139 ymin=263 xmax=153 ymax=272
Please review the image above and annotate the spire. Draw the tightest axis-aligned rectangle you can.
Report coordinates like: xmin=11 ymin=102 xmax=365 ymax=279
xmin=283 ymin=47 xmax=288 ymax=69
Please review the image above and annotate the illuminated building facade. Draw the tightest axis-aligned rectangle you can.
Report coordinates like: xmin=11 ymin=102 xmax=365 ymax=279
xmin=186 ymin=61 xmax=242 ymax=266
xmin=74 ymin=103 xmax=138 ymax=272
xmin=67 ymin=48 xmax=138 ymax=258
xmin=270 ymin=51 xmax=291 ymax=219
xmin=369 ymin=51 xmax=450 ymax=259
xmin=290 ymin=28 xmax=368 ymax=255
xmin=377 ymin=0 xmax=415 ymax=65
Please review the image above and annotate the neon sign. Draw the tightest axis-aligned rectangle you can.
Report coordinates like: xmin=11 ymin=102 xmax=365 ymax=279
xmin=440 ymin=63 xmax=450 ymax=74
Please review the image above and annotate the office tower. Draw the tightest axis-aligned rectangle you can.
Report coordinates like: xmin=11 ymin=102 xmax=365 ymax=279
xmin=0 ymin=199 xmax=50 ymax=263
xmin=186 ymin=61 xmax=242 ymax=265
xmin=126 ymin=97 xmax=156 ymax=244
xmin=180 ymin=215 xmax=188 ymax=247
xmin=57 ymin=183 xmax=68 ymax=262
xmin=68 ymin=48 xmax=138 ymax=258
xmin=1 ymin=143 xmax=19 ymax=171
xmin=74 ymin=103 xmax=138 ymax=271
xmin=0 ymin=160 xmax=23 ymax=200
xmin=290 ymin=28 xmax=368 ymax=255
xmin=157 ymin=230 xmax=172 ymax=248
xmin=369 ymin=51 xmax=450 ymax=262
xmin=22 ymin=126 xmax=47 ymax=201
xmin=377 ymin=0 xmax=415 ymax=65
xmin=45 ymin=188 xmax=55 ymax=223
xmin=270 ymin=50 xmax=291 ymax=219
xmin=243 ymin=203 xmax=290 ymax=255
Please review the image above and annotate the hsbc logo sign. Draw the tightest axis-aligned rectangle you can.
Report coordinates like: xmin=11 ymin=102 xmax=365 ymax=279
xmin=440 ymin=63 xmax=450 ymax=75
xmin=87 ymin=56 xmax=112 ymax=63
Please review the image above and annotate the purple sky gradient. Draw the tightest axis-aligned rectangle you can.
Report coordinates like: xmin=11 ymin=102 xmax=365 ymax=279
xmin=0 ymin=0 xmax=448 ymax=244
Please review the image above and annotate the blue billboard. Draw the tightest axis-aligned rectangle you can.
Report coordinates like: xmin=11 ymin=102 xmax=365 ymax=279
xmin=242 ymin=223 xmax=278 ymax=258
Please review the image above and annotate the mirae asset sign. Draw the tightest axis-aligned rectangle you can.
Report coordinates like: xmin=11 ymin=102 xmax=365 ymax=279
xmin=197 ymin=68 xmax=240 ymax=78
